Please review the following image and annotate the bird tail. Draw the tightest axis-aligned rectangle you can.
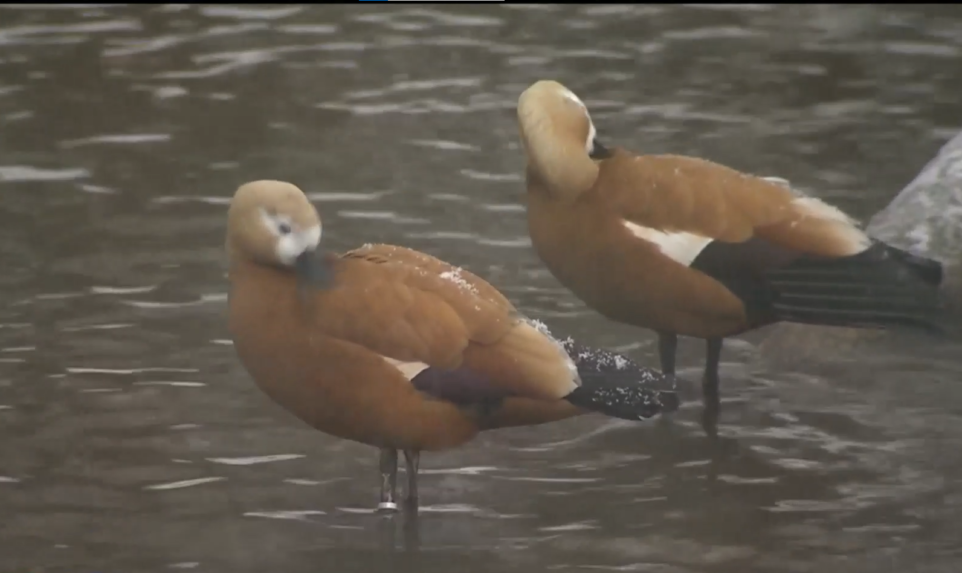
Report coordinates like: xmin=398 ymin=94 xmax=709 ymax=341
xmin=769 ymin=241 xmax=947 ymax=334
xmin=560 ymin=338 xmax=680 ymax=420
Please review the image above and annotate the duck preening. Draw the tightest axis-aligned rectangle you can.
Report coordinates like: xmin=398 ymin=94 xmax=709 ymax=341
xmin=226 ymin=180 xmax=679 ymax=511
xmin=516 ymin=79 xmax=947 ymax=432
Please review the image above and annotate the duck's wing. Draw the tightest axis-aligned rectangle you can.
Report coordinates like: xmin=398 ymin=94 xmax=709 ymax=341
xmin=597 ymin=152 xmax=943 ymax=331
xmin=313 ymin=243 xmax=580 ymax=402
xmin=597 ymin=152 xmax=871 ymax=261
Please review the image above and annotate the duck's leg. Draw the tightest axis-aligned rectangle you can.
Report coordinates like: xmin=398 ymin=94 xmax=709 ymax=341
xmin=657 ymin=332 xmax=678 ymax=375
xmin=402 ymin=449 xmax=420 ymax=511
xmin=401 ymin=449 xmax=422 ymax=550
xmin=701 ymin=337 xmax=723 ymax=436
xmin=377 ymin=447 xmax=399 ymax=513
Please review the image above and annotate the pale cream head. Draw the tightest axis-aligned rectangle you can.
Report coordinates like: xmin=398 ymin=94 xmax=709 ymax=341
xmin=517 ymin=80 xmax=602 ymax=199
xmin=226 ymin=180 xmax=322 ymax=268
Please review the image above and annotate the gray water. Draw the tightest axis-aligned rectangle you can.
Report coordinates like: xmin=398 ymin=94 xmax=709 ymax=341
xmin=2 ymin=5 xmax=962 ymax=573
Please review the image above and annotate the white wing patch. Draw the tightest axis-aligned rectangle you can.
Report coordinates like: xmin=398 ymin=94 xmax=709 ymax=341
xmin=762 ymin=176 xmax=870 ymax=255
xmin=792 ymin=197 xmax=871 ymax=254
xmin=622 ymin=220 xmax=714 ymax=267
xmin=381 ymin=356 xmax=430 ymax=381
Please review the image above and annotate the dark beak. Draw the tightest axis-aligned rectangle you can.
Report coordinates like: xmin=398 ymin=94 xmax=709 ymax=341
xmin=295 ymin=249 xmax=331 ymax=291
xmin=589 ymin=139 xmax=613 ymax=160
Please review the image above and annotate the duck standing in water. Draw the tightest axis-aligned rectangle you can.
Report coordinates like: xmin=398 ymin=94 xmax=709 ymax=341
xmin=226 ymin=180 xmax=679 ymax=511
xmin=515 ymin=80 xmax=946 ymax=432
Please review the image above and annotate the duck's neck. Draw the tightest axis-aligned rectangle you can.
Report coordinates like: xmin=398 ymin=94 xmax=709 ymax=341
xmin=228 ymin=253 xmax=339 ymax=288
xmin=228 ymin=255 xmax=341 ymax=343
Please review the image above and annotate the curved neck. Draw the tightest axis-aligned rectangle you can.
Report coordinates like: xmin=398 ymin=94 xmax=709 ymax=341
xmin=521 ymin=121 xmax=599 ymax=202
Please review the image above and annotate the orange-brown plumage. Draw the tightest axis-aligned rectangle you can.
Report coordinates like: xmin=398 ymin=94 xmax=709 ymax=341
xmin=527 ymin=149 xmax=880 ymax=338
xmin=230 ymin=258 xmax=478 ymax=452
xmin=517 ymin=80 xmax=945 ymax=430
xmin=230 ymin=241 xmax=584 ymax=451
xmin=594 ymin=152 xmax=870 ymax=257
xmin=527 ymin=178 xmax=749 ymax=339
xmin=226 ymin=180 xmax=678 ymax=509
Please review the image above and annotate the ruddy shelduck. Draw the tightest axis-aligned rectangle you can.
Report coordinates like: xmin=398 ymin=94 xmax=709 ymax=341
xmin=516 ymin=80 xmax=946 ymax=430
xmin=226 ymin=180 xmax=679 ymax=511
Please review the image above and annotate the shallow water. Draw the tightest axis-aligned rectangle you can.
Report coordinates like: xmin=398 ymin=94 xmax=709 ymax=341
xmin=2 ymin=4 xmax=962 ymax=573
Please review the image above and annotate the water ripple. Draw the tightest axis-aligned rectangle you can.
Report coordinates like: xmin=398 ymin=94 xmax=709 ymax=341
xmin=0 ymin=166 xmax=89 ymax=182
xmin=60 ymin=133 xmax=170 ymax=148
xmin=207 ymin=454 xmax=304 ymax=466
xmin=243 ymin=510 xmax=325 ymax=521
xmin=199 ymin=5 xmax=304 ymax=21
xmin=144 ymin=477 xmax=226 ymax=491
xmin=0 ymin=19 xmax=140 ymax=46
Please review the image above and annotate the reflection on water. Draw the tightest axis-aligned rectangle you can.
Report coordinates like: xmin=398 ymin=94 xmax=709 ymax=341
xmin=1 ymin=4 xmax=962 ymax=572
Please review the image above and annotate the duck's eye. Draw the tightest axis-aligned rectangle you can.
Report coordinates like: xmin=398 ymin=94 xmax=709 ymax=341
xmin=278 ymin=222 xmax=292 ymax=235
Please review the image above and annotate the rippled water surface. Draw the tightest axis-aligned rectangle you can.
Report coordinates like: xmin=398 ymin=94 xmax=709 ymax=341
xmin=3 ymin=5 xmax=962 ymax=573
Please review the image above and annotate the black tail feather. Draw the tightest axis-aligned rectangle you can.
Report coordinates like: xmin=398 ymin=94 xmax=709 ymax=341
xmin=560 ymin=338 xmax=680 ymax=420
xmin=768 ymin=241 xmax=947 ymax=335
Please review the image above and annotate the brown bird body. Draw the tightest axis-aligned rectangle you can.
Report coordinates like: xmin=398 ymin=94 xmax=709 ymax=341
xmin=517 ymin=80 xmax=945 ymax=432
xmin=227 ymin=180 xmax=679 ymax=511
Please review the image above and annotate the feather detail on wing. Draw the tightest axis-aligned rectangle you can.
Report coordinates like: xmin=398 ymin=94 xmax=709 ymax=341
xmin=597 ymin=152 xmax=872 ymax=265
xmin=311 ymin=243 xmax=580 ymax=401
